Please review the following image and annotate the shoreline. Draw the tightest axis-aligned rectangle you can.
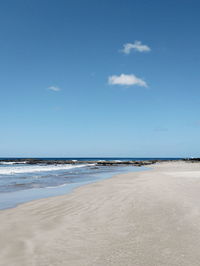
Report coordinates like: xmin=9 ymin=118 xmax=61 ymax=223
xmin=0 ymin=165 xmax=147 ymax=211
xmin=1 ymin=161 xmax=200 ymax=265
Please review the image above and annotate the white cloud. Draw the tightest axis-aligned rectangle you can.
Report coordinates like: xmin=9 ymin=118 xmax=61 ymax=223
xmin=122 ymin=41 xmax=151 ymax=54
xmin=48 ymin=86 xmax=61 ymax=92
xmin=108 ymin=73 xmax=147 ymax=87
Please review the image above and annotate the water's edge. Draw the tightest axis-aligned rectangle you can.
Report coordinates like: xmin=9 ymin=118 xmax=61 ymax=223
xmin=0 ymin=166 xmax=148 ymax=211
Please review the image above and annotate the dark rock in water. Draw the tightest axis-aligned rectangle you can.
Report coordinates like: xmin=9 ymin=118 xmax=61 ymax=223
xmin=183 ymin=158 xmax=200 ymax=162
xmin=0 ymin=158 xmax=185 ymax=167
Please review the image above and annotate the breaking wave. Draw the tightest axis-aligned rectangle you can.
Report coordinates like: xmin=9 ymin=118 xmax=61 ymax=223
xmin=0 ymin=164 xmax=88 ymax=175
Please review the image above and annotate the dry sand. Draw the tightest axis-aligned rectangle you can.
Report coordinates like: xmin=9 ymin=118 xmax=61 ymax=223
xmin=1 ymin=161 xmax=200 ymax=266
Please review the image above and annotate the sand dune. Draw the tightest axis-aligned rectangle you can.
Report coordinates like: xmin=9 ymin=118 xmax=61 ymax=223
xmin=1 ymin=161 xmax=200 ymax=266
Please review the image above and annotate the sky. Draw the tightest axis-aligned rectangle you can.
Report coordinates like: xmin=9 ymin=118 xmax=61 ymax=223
xmin=0 ymin=0 xmax=200 ymax=158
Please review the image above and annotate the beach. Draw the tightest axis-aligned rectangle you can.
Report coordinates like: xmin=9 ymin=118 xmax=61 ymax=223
xmin=1 ymin=161 xmax=200 ymax=266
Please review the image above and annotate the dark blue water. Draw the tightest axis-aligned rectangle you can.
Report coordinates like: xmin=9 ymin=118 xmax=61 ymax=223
xmin=0 ymin=157 xmax=182 ymax=161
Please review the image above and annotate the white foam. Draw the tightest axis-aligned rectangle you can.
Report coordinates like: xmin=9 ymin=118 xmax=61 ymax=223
xmin=0 ymin=164 xmax=87 ymax=175
xmin=0 ymin=161 xmax=27 ymax=165
xmin=45 ymin=183 xmax=68 ymax=189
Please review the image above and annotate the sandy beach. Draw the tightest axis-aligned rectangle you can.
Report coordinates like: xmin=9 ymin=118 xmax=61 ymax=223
xmin=1 ymin=161 xmax=200 ymax=266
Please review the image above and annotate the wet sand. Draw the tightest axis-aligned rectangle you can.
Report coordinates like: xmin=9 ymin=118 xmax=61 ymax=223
xmin=1 ymin=161 xmax=200 ymax=266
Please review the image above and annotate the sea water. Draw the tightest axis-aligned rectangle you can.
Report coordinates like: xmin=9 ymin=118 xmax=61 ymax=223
xmin=0 ymin=158 xmax=179 ymax=210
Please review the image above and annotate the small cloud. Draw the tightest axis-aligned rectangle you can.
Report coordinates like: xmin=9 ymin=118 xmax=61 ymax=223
xmin=154 ymin=127 xmax=168 ymax=132
xmin=108 ymin=73 xmax=148 ymax=87
xmin=48 ymin=86 xmax=61 ymax=92
xmin=90 ymin=72 xmax=96 ymax=77
xmin=121 ymin=41 xmax=151 ymax=54
xmin=191 ymin=121 xmax=200 ymax=127
xmin=53 ymin=106 xmax=62 ymax=111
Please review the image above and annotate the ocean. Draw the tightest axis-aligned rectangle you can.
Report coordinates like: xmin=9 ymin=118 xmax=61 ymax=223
xmin=0 ymin=158 xmax=180 ymax=210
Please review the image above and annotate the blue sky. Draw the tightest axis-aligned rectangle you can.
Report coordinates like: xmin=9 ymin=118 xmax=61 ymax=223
xmin=0 ymin=0 xmax=200 ymax=157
